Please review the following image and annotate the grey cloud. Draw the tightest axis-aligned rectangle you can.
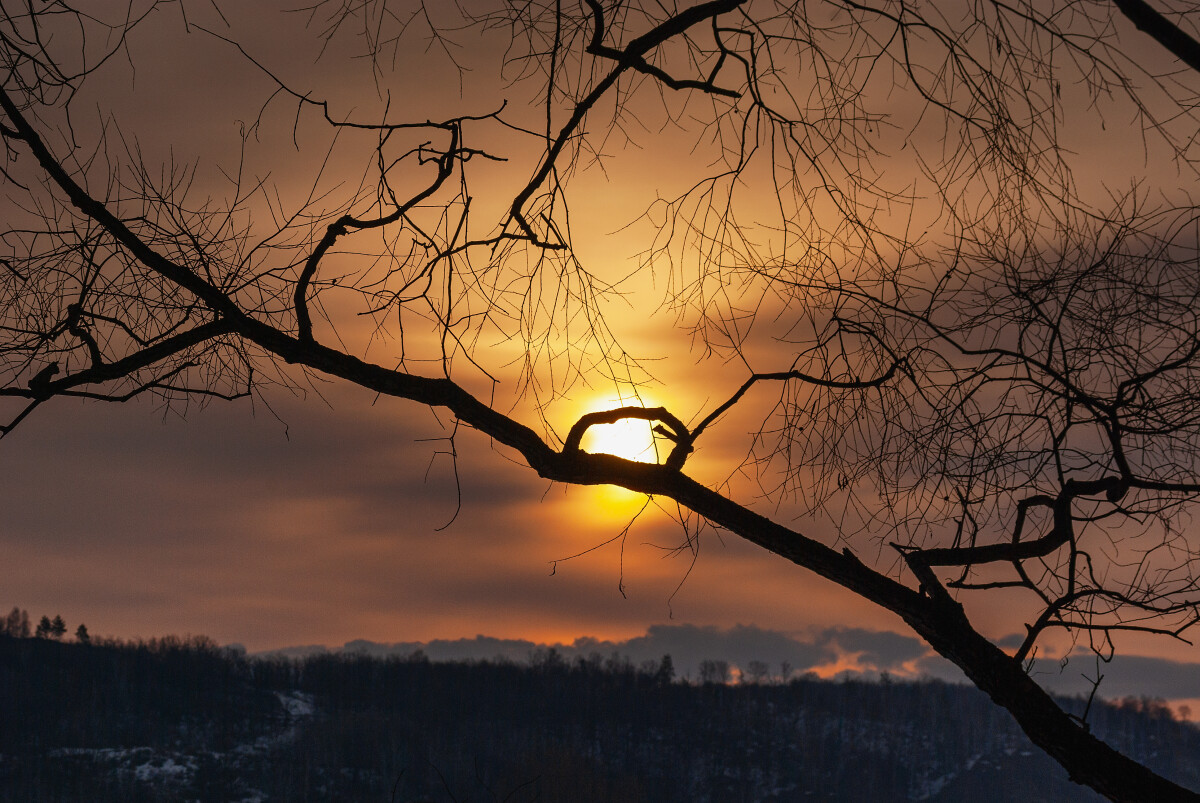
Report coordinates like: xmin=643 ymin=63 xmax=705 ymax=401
xmin=0 ymin=386 xmax=538 ymax=551
xmin=1035 ymin=655 xmax=1200 ymax=702
xmin=904 ymin=650 xmax=1200 ymax=706
xmin=825 ymin=627 xmax=930 ymax=669
xmin=616 ymin=623 xmax=835 ymax=678
xmin=912 ymin=654 xmax=968 ymax=684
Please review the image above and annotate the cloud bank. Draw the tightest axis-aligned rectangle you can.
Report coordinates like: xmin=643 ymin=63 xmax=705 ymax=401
xmin=256 ymin=623 xmax=1200 ymax=706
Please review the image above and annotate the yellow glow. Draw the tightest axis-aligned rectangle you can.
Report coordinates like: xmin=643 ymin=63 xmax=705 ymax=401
xmin=583 ymin=483 xmax=651 ymax=520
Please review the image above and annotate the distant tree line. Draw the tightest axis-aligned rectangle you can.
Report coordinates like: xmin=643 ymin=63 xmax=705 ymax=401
xmin=1 ymin=607 xmax=88 ymax=642
xmin=2 ymin=628 xmax=1199 ymax=801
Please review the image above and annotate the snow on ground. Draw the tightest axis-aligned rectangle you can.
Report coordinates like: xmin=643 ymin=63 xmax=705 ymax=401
xmin=275 ymin=690 xmax=315 ymax=718
xmin=134 ymin=755 xmax=195 ymax=782
xmin=38 ymin=691 xmax=316 ymax=799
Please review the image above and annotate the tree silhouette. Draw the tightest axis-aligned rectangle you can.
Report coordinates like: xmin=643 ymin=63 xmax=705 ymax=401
xmin=744 ymin=660 xmax=770 ymax=685
xmin=699 ymin=659 xmax=732 ymax=686
xmin=1 ymin=607 xmax=29 ymax=638
xmin=2 ymin=2 xmax=1200 ymax=800
xmin=655 ymin=654 xmax=676 ymax=686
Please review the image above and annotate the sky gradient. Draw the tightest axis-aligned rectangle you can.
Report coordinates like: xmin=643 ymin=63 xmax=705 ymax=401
xmin=2 ymin=0 xmax=1199 ymax=716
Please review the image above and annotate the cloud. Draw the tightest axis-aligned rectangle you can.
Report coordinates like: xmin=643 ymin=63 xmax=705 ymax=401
xmin=259 ymin=624 xmax=1200 ymax=706
xmin=824 ymin=627 xmax=931 ymax=669
xmin=263 ymin=622 xmax=926 ymax=681
xmin=994 ymin=633 xmax=1026 ymax=650
xmin=587 ymin=623 xmax=838 ymax=678
xmin=1034 ymin=654 xmax=1200 ymax=702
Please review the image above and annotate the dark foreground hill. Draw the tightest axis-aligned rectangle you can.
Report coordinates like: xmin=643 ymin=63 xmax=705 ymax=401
xmin=0 ymin=633 xmax=1197 ymax=802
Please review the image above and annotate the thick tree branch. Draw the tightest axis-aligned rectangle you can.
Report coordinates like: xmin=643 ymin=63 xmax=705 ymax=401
xmin=1112 ymin=0 xmax=1200 ymax=74
xmin=0 ymin=318 xmax=236 ymax=402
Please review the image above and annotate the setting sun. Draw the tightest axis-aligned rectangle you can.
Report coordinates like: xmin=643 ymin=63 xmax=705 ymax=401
xmin=569 ymin=398 xmax=664 ymax=516
xmin=571 ymin=394 xmax=666 ymax=465
xmin=579 ymin=415 xmax=659 ymax=463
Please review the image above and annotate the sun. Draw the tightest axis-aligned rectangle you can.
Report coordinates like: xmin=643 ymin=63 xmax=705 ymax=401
xmin=573 ymin=395 xmax=661 ymax=464
xmin=563 ymin=396 xmax=663 ymax=517
xmin=579 ymin=415 xmax=658 ymax=462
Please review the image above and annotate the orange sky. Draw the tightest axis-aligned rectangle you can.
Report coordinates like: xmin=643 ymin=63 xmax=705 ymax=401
xmin=2 ymin=0 xmax=1199 ymax=710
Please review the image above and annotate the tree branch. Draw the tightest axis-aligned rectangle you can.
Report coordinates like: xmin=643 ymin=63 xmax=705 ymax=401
xmin=1112 ymin=0 xmax=1200 ymax=74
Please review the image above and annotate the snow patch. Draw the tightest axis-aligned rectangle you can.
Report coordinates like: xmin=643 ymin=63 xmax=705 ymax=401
xmin=134 ymin=755 xmax=195 ymax=782
xmin=275 ymin=690 xmax=315 ymax=718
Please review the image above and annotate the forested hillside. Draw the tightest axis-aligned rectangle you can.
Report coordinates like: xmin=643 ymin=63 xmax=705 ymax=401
xmin=1 ymin=633 xmax=1196 ymax=801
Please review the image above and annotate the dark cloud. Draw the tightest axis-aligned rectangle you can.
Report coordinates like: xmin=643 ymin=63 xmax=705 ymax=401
xmin=0 ymin=381 xmax=536 ymax=542
xmin=1034 ymin=655 xmax=1200 ymax=702
xmin=995 ymin=633 xmax=1026 ymax=650
xmin=825 ymin=627 xmax=931 ymax=669
xmin=4 ymin=384 xmax=527 ymax=509
xmin=615 ymin=624 xmax=835 ymax=678
xmin=911 ymin=654 xmax=969 ymax=684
